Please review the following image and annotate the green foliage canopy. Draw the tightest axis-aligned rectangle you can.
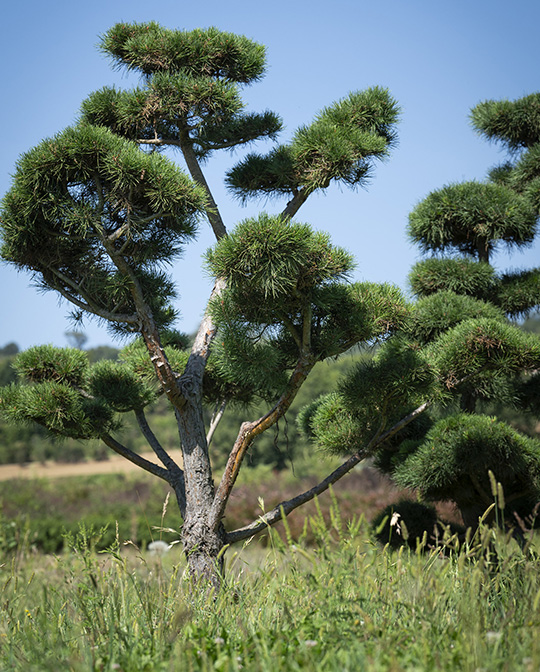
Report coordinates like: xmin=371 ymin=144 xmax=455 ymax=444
xmin=0 ymin=345 xmax=158 ymax=440
xmin=299 ymin=338 xmax=436 ymax=455
xmin=226 ymin=87 xmax=400 ymax=206
xmin=471 ymin=93 xmax=540 ymax=152
xmin=471 ymin=93 xmax=540 ymax=219
xmin=100 ymin=23 xmax=267 ymax=82
xmin=408 ymin=181 xmax=537 ymax=263
xmin=206 ymin=214 xmax=410 ymax=363
xmin=81 ymin=23 xmax=281 ymax=162
xmin=404 ymin=291 xmax=507 ymax=344
xmin=0 ymin=124 xmax=207 ymax=334
xmin=393 ymin=413 xmax=540 ymax=514
xmin=409 ymin=258 xmax=496 ymax=299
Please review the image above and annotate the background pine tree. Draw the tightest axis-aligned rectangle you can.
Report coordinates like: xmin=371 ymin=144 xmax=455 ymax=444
xmin=301 ymin=93 xmax=540 ymax=539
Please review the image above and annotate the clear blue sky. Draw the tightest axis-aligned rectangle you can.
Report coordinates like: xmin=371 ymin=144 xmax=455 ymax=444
xmin=1 ymin=0 xmax=539 ymax=350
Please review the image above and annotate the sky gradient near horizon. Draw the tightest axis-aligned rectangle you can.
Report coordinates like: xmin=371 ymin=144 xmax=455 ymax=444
xmin=2 ymin=0 xmax=539 ymax=351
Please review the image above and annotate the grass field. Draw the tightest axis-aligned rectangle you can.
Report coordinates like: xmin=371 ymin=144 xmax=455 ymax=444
xmin=2 ymin=496 xmax=540 ymax=671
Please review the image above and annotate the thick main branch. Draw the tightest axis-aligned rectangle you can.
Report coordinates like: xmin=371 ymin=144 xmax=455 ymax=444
xmin=179 ymin=277 xmax=226 ymax=393
xmin=281 ymin=188 xmax=309 ymax=220
xmin=179 ymin=134 xmax=227 ymax=241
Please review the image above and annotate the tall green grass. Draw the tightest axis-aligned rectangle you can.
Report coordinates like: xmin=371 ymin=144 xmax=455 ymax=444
xmin=2 ymin=500 xmax=540 ymax=671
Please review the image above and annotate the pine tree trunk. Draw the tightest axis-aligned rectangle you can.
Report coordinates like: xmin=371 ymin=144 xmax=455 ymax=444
xmin=460 ymin=389 xmax=477 ymax=413
xmin=175 ymin=401 xmax=226 ymax=589
xmin=477 ymin=240 xmax=490 ymax=264
xmin=181 ymin=516 xmax=226 ymax=590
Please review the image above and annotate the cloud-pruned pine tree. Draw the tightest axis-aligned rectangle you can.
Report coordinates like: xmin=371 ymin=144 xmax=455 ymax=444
xmin=0 ymin=22 xmax=406 ymax=588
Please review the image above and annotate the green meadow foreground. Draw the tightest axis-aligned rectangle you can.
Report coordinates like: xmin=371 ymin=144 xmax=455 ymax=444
xmin=2 ymin=498 xmax=540 ymax=672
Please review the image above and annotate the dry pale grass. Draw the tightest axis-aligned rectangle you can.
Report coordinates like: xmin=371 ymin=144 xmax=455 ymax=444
xmin=0 ymin=450 xmax=184 ymax=481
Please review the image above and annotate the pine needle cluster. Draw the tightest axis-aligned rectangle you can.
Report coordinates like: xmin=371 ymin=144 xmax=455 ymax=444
xmin=1 ymin=124 xmax=206 ymax=334
xmin=206 ymin=214 xmax=409 ymax=365
xmin=80 ymin=23 xmax=282 ymax=163
xmin=226 ymin=87 xmax=400 ymax=205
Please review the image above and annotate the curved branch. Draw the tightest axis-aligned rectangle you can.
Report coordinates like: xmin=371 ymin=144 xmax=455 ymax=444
xmin=134 ymin=409 xmax=181 ymax=473
xmin=100 ymin=433 xmax=171 ymax=483
xmin=134 ymin=409 xmax=186 ymax=514
xmin=225 ymin=399 xmax=432 ymax=544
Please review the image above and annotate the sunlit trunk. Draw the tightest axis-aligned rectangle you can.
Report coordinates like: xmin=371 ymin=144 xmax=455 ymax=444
xmin=175 ymin=403 xmax=226 ymax=589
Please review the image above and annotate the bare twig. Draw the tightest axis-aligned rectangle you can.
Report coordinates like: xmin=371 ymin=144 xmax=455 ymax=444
xmin=207 ymin=399 xmax=227 ymax=447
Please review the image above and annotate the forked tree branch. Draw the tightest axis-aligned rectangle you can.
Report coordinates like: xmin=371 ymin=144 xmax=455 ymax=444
xmin=135 ymin=409 xmax=187 ymax=515
xmin=179 ymin=276 xmax=227 ymax=395
xmin=209 ymin=352 xmax=317 ymax=531
xmin=135 ymin=410 xmax=187 ymax=515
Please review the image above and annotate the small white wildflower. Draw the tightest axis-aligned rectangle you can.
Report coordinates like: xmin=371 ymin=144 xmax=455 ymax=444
xmin=214 ymin=637 xmax=225 ymax=645
xmin=148 ymin=540 xmax=172 ymax=557
xmin=304 ymin=640 xmax=318 ymax=648
xmin=485 ymin=631 xmax=502 ymax=644
xmin=390 ymin=512 xmax=401 ymax=527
